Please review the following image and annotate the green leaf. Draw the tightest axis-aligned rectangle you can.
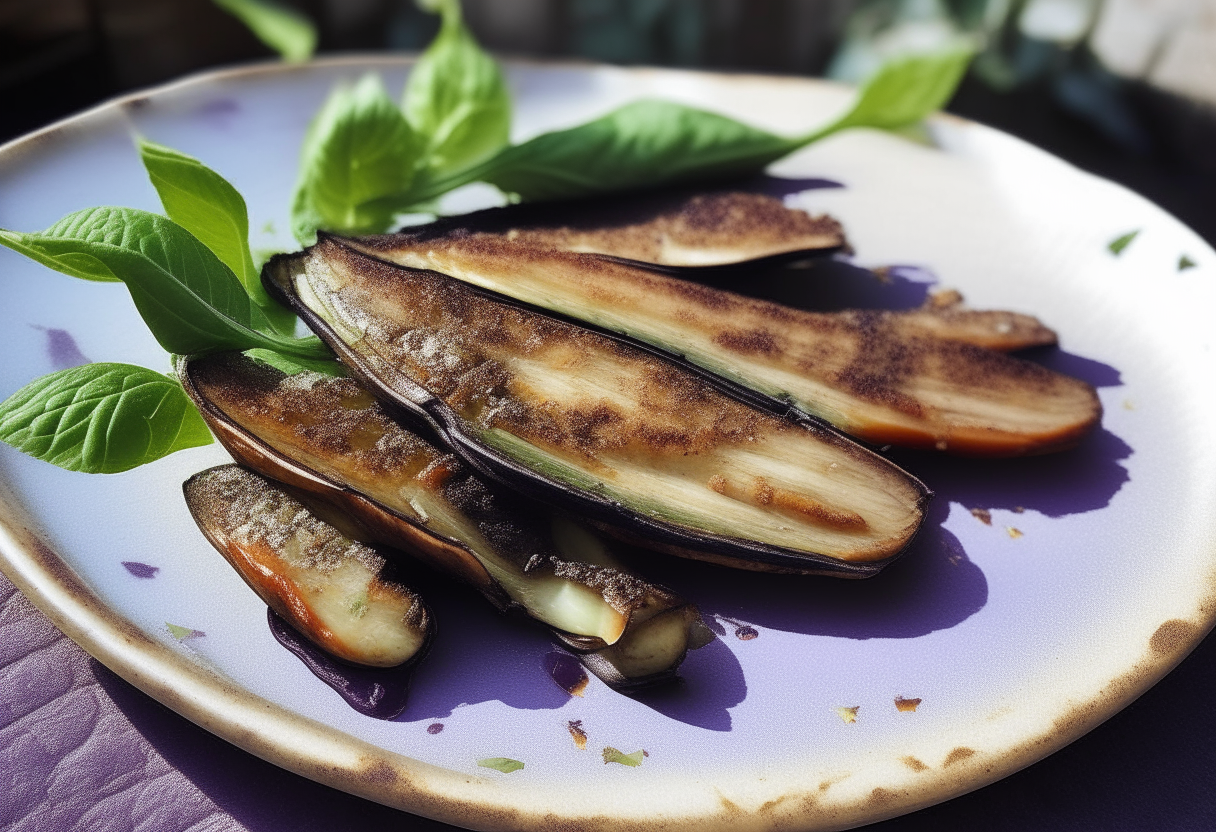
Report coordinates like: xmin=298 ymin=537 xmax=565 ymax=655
xmin=482 ymin=100 xmax=797 ymax=202
xmin=0 ymin=207 xmax=328 ymax=359
xmin=812 ymin=48 xmax=975 ymax=140
xmin=166 ymin=622 xmax=205 ymax=639
xmin=0 ymin=363 xmax=213 ymax=474
xmin=1108 ymin=230 xmax=1138 ymax=255
xmin=137 ymin=139 xmax=296 ymax=335
xmin=212 ymin=0 xmax=317 ymax=62
xmin=601 ymin=747 xmax=645 ymax=767
xmin=243 ymin=348 xmax=346 ymax=377
xmin=1178 ymin=254 xmax=1196 ymax=271
xmin=404 ymin=0 xmax=511 ymax=176
xmin=291 ymin=74 xmax=423 ymax=244
xmin=477 ymin=757 xmax=524 ymax=774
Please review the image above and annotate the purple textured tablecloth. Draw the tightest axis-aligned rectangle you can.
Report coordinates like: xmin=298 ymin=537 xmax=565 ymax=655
xmin=2 ymin=570 xmax=1213 ymax=832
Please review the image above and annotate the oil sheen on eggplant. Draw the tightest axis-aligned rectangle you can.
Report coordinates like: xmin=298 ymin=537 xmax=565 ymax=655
xmin=264 ymin=240 xmax=930 ymax=575
xmin=183 ymin=464 xmax=434 ymax=672
xmin=181 ymin=352 xmax=703 ymax=686
xmin=347 ymin=218 xmax=1100 ymax=456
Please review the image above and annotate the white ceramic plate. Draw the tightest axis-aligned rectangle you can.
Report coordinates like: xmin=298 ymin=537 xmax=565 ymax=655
xmin=1 ymin=57 xmax=1214 ymax=832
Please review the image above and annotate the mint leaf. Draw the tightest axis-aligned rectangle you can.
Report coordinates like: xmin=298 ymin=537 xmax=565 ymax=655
xmin=483 ymin=100 xmax=796 ymax=202
xmin=1108 ymin=230 xmax=1138 ymax=255
xmin=212 ymin=0 xmax=316 ymax=62
xmin=292 ymin=74 xmax=423 ymax=244
xmin=477 ymin=757 xmax=524 ymax=774
xmin=0 ymin=364 xmax=212 ymax=473
xmin=811 ymin=48 xmax=974 ymax=140
xmin=0 ymin=207 xmax=328 ymax=359
xmin=138 ymin=140 xmax=296 ymax=335
xmin=243 ymin=348 xmax=346 ymax=377
xmin=601 ymin=747 xmax=644 ymax=767
xmin=404 ymin=0 xmax=511 ymax=176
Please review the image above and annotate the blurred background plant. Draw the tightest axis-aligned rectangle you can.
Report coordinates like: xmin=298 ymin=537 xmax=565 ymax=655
xmin=2 ymin=0 xmax=1213 ymax=241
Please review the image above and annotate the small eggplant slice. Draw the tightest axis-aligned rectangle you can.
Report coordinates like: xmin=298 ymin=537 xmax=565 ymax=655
xmin=386 ymin=190 xmax=846 ymax=270
xmin=182 ymin=464 xmax=433 ymax=669
xmin=180 ymin=352 xmax=703 ymax=687
xmin=263 ymin=240 xmax=929 ymax=575
xmin=344 ymin=233 xmax=1099 ymax=457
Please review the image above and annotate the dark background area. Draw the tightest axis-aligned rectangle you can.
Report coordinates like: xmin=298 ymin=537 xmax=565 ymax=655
xmin=3 ymin=0 xmax=1214 ymax=246
xmin=1 ymin=1 xmax=1213 ymax=830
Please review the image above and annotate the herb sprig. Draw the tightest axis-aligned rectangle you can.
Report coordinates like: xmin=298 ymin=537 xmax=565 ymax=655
xmin=0 ymin=147 xmax=327 ymax=472
xmin=291 ymin=2 xmax=971 ymax=243
xmin=0 ymin=0 xmax=972 ymax=474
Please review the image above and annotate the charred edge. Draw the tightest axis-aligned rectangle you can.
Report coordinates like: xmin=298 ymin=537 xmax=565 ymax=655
xmin=322 ymin=235 xmax=930 ymax=483
xmin=264 ymin=252 xmax=920 ymax=577
xmin=594 ymin=246 xmax=846 ymax=276
xmin=178 ymin=355 xmax=512 ymax=607
xmin=182 ymin=352 xmax=697 ymax=689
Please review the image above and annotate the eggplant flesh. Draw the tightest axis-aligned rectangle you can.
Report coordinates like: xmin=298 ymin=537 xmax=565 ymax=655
xmin=389 ymin=190 xmax=846 ymax=269
xmin=265 ymin=240 xmax=929 ymax=575
xmin=183 ymin=464 xmax=433 ymax=668
xmin=347 ymin=232 xmax=1099 ymax=457
xmin=181 ymin=352 xmax=701 ymax=684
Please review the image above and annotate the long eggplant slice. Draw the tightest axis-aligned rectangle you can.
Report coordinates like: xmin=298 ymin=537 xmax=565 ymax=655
xmin=345 ymin=232 xmax=1100 ymax=456
xmin=391 ymin=190 xmax=847 ymax=270
xmin=183 ymin=464 xmax=433 ymax=669
xmin=180 ymin=353 xmax=705 ymax=688
xmin=264 ymin=240 xmax=930 ymax=575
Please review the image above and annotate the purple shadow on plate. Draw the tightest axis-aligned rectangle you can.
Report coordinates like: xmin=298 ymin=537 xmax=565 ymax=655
xmin=747 ymin=174 xmax=846 ymax=198
xmin=390 ymin=576 xmax=576 ymax=720
xmin=31 ymin=325 xmax=90 ymax=370
xmin=267 ymin=609 xmax=417 ymax=720
xmin=121 ymin=561 xmax=159 ymax=579
xmin=193 ymin=98 xmax=241 ymax=129
xmin=694 ymin=257 xmax=939 ymax=311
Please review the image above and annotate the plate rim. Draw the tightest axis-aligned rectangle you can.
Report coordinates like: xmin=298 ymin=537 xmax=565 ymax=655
xmin=1 ymin=54 xmax=1214 ymax=832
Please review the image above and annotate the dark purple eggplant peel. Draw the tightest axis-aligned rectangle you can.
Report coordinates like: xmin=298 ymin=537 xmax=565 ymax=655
xmin=179 ymin=352 xmax=708 ymax=688
xmin=262 ymin=239 xmax=931 ymax=576
xmin=344 ymin=191 xmax=1099 ymax=456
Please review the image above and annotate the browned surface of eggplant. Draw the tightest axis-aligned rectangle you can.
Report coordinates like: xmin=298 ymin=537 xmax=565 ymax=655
xmin=346 ymin=230 xmax=1099 ymax=457
xmin=264 ymin=240 xmax=929 ymax=575
xmin=183 ymin=464 xmax=433 ymax=668
xmin=390 ymin=190 xmax=846 ymax=269
xmin=180 ymin=353 xmax=703 ymax=686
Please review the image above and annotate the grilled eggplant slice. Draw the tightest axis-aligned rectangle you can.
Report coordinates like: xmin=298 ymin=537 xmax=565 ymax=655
xmin=180 ymin=352 xmax=705 ymax=688
xmin=346 ymin=231 xmax=1099 ymax=456
xmin=387 ymin=190 xmax=846 ymax=270
xmin=183 ymin=464 xmax=433 ymax=669
xmin=263 ymin=240 xmax=930 ymax=575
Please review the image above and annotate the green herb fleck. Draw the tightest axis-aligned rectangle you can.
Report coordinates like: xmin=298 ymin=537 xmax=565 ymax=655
xmin=601 ymin=747 xmax=645 ymax=767
xmin=1108 ymin=230 xmax=1139 ymax=256
xmin=166 ymin=623 xmax=203 ymax=640
xmin=477 ymin=757 xmax=525 ymax=774
xmin=1178 ymin=255 xmax=1196 ymax=271
xmin=212 ymin=0 xmax=317 ymax=62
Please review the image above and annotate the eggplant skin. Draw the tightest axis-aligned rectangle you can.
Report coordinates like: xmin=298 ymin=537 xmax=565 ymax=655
xmin=183 ymin=464 xmax=433 ymax=669
xmin=263 ymin=241 xmax=930 ymax=576
xmin=179 ymin=353 xmax=705 ymax=686
xmin=345 ymin=225 xmax=1100 ymax=458
xmin=379 ymin=189 xmax=847 ymax=270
